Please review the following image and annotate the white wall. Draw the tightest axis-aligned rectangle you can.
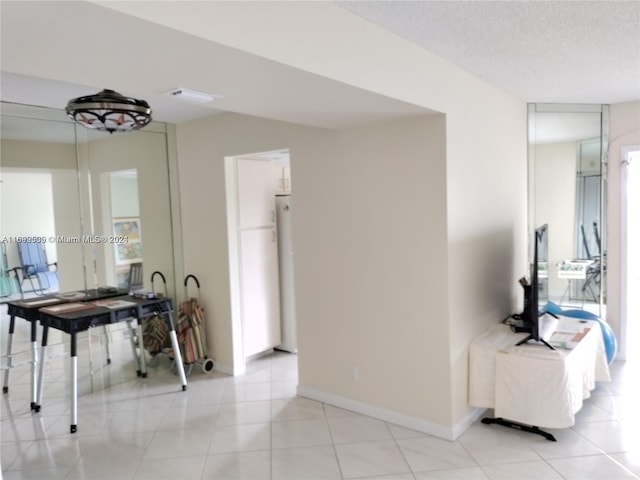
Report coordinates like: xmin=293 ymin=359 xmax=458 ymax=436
xmin=445 ymin=103 xmax=527 ymax=429
xmin=296 ymin=116 xmax=449 ymax=425
xmin=534 ymin=142 xmax=577 ymax=298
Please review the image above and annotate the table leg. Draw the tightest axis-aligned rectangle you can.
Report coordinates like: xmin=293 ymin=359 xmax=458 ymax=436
xmin=2 ymin=314 xmax=15 ymax=394
xmin=70 ymin=332 xmax=78 ymax=434
xmin=35 ymin=325 xmax=49 ymax=412
xmin=103 ymin=325 xmax=112 ymax=364
xmin=126 ymin=320 xmax=142 ymax=376
xmin=165 ymin=309 xmax=187 ymax=391
xmin=30 ymin=319 xmax=39 ymax=411
xmin=136 ymin=319 xmax=147 ymax=378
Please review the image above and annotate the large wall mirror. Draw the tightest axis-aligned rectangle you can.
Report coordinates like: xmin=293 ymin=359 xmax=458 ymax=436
xmin=1 ymin=102 xmax=179 ymax=301
xmin=528 ymin=103 xmax=609 ymax=317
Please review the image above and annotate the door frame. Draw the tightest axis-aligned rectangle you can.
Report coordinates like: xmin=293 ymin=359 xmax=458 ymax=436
xmin=619 ymin=145 xmax=640 ymax=360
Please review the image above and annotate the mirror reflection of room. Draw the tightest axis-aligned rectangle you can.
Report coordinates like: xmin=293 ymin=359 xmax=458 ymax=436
xmin=1 ymin=170 xmax=60 ymax=296
xmin=0 ymin=109 xmax=84 ymax=297
xmin=80 ymin=126 xmax=175 ymax=297
xmin=0 ymin=103 xmax=177 ymax=301
xmin=529 ymin=105 xmax=607 ymax=316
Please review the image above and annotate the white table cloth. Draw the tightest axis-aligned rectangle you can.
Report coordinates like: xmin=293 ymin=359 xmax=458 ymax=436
xmin=469 ymin=317 xmax=610 ymax=428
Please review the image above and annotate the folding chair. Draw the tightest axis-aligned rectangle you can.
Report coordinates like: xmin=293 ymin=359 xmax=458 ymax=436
xmin=580 ymin=222 xmax=604 ymax=303
xmin=127 ymin=262 xmax=144 ymax=293
xmin=17 ymin=241 xmax=58 ymax=295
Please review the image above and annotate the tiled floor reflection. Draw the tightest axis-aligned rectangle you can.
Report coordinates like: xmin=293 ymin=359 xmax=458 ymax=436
xmin=2 ymin=310 xmax=639 ymax=479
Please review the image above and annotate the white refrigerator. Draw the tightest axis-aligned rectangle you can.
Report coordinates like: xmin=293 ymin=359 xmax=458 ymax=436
xmin=276 ymin=194 xmax=297 ymax=353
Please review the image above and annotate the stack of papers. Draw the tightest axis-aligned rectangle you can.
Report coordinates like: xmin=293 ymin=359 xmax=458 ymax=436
xmin=56 ymin=291 xmax=88 ymax=301
xmin=549 ymin=327 xmax=590 ymax=349
xmin=93 ymin=299 xmax=137 ymax=309
xmin=20 ymin=298 xmax=63 ymax=307
xmin=40 ymin=302 xmax=96 ymax=315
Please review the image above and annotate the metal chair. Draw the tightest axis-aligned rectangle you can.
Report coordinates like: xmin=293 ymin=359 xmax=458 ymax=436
xmin=127 ymin=262 xmax=144 ymax=293
xmin=16 ymin=241 xmax=58 ymax=295
xmin=581 ymin=222 xmax=605 ymax=303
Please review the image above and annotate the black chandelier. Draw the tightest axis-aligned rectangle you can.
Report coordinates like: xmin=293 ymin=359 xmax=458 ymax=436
xmin=65 ymin=89 xmax=152 ymax=134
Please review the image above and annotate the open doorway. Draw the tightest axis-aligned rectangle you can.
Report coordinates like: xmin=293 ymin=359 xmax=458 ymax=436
xmin=224 ymin=149 xmax=296 ymax=375
xmin=621 ymin=146 xmax=640 ymax=362
xmin=0 ymin=169 xmax=57 ymax=297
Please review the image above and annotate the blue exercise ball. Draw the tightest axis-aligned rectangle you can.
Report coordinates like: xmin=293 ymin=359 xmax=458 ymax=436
xmin=561 ymin=309 xmax=600 ymax=321
xmin=595 ymin=319 xmax=617 ymax=364
xmin=544 ymin=301 xmax=563 ymax=316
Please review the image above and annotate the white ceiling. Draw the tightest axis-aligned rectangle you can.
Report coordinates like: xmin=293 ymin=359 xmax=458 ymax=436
xmin=1 ymin=0 xmax=638 ymax=135
xmin=0 ymin=1 xmax=431 ymax=130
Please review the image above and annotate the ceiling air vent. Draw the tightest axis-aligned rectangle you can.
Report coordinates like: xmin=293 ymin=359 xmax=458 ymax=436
xmin=165 ymin=87 xmax=221 ymax=104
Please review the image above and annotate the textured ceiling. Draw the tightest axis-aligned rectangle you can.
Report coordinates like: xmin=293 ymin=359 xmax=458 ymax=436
xmin=338 ymin=0 xmax=640 ymax=104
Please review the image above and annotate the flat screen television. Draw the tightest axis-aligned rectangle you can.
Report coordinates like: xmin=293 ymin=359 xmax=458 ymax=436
xmin=516 ymin=224 xmax=555 ymax=349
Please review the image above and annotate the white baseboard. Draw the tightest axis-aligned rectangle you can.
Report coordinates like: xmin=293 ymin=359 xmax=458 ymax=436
xmin=213 ymin=361 xmax=237 ymax=376
xmin=297 ymin=384 xmax=486 ymax=441
xmin=454 ymin=404 xmax=488 ymax=439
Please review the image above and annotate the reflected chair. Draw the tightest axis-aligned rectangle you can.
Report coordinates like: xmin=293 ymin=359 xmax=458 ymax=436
xmin=1 ymin=243 xmax=20 ymax=299
xmin=127 ymin=262 xmax=144 ymax=293
xmin=581 ymin=222 xmax=605 ymax=303
xmin=125 ymin=262 xmax=146 ymax=373
xmin=16 ymin=241 xmax=58 ymax=295
xmin=88 ymin=261 xmax=146 ymax=377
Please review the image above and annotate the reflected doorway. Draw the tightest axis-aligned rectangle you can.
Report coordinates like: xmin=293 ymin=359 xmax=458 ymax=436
xmin=0 ymin=169 xmax=57 ymax=296
xmin=104 ymin=169 xmax=143 ymax=289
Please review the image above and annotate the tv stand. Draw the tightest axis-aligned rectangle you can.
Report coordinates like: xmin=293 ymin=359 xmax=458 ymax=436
xmin=516 ymin=334 xmax=556 ymax=351
xmin=513 ymin=312 xmax=560 ymax=350
xmin=481 ymin=417 xmax=556 ymax=441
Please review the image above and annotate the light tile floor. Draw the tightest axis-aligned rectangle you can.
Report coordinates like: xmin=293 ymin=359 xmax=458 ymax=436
xmin=1 ymin=311 xmax=639 ymax=479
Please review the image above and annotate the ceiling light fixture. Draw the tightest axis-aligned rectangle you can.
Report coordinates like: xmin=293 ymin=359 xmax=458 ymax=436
xmin=165 ymin=87 xmax=220 ymax=103
xmin=65 ymin=89 xmax=152 ymax=134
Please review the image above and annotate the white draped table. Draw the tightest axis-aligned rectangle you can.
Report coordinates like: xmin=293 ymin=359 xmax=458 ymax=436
xmin=469 ymin=317 xmax=610 ymax=437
